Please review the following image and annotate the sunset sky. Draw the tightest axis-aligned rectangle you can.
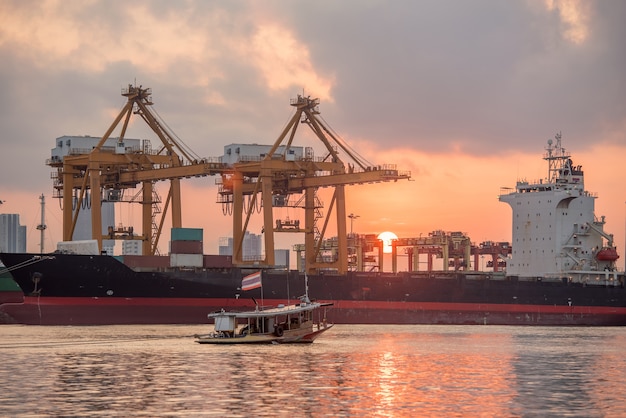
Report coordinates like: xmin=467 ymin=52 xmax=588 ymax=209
xmin=1 ymin=1 xmax=625 ymax=269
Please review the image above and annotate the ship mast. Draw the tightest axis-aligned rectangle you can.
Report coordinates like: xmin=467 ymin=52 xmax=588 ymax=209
xmin=36 ymin=193 xmax=47 ymax=254
xmin=544 ymin=132 xmax=569 ymax=184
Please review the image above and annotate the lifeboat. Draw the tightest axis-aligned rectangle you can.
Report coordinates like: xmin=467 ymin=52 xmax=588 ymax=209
xmin=596 ymin=247 xmax=620 ymax=261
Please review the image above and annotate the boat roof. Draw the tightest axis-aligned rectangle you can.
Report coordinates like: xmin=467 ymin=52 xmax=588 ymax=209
xmin=207 ymin=301 xmax=332 ymax=319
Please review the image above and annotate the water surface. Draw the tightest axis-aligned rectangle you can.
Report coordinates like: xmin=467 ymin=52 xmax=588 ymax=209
xmin=1 ymin=325 xmax=625 ymax=417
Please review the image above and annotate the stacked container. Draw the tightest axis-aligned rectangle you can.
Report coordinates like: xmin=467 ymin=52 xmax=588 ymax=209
xmin=170 ymin=227 xmax=203 ymax=268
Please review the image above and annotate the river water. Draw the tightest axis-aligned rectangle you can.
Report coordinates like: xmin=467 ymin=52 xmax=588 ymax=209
xmin=1 ymin=324 xmax=625 ymax=417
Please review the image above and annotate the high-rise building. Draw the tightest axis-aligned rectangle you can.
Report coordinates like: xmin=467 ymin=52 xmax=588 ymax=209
xmin=122 ymin=240 xmax=142 ymax=255
xmin=274 ymin=249 xmax=290 ymax=269
xmin=0 ymin=214 xmax=26 ymax=253
xmin=218 ymin=236 xmax=233 ymax=256
xmin=218 ymin=232 xmax=290 ymax=267
xmin=218 ymin=232 xmax=263 ymax=261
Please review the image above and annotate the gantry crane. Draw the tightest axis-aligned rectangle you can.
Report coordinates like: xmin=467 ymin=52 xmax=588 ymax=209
xmin=49 ymin=86 xmax=411 ymax=274
xmin=49 ymin=85 xmax=226 ymax=255
xmin=217 ymin=95 xmax=411 ymax=274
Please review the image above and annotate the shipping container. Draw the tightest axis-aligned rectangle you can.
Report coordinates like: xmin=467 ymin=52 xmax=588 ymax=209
xmin=120 ymin=255 xmax=170 ymax=269
xmin=170 ymin=240 xmax=203 ymax=254
xmin=170 ymin=253 xmax=203 ymax=268
xmin=57 ymin=240 xmax=99 ymax=255
xmin=171 ymin=227 xmax=203 ymax=242
xmin=203 ymin=255 xmax=233 ymax=268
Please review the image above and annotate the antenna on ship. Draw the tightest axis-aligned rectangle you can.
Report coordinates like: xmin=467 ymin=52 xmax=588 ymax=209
xmin=545 ymin=131 xmax=568 ymax=184
xmin=36 ymin=194 xmax=47 ymax=254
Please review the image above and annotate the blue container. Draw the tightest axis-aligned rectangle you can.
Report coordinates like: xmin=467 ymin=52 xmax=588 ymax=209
xmin=171 ymin=227 xmax=203 ymax=242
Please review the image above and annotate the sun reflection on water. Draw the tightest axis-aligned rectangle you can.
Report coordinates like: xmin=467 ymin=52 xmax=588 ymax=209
xmin=0 ymin=325 xmax=625 ymax=416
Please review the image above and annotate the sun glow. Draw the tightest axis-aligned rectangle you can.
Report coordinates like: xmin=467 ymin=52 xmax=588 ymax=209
xmin=377 ymin=231 xmax=398 ymax=254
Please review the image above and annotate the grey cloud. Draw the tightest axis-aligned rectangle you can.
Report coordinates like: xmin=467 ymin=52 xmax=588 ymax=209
xmin=280 ymin=1 xmax=626 ymax=154
xmin=0 ymin=0 xmax=624 ymax=195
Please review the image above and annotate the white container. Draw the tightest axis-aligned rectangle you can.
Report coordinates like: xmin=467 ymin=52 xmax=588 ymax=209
xmin=56 ymin=240 xmax=100 ymax=255
xmin=170 ymin=253 xmax=203 ymax=268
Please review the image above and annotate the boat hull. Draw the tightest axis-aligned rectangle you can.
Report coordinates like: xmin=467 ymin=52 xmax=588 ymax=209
xmin=195 ymin=333 xmax=281 ymax=344
xmin=0 ymin=291 xmax=23 ymax=305
xmin=195 ymin=324 xmax=334 ymax=344
xmin=2 ymin=296 xmax=626 ymax=326
xmin=0 ymin=272 xmax=23 ymax=304
xmin=2 ymin=252 xmax=625 ymax=326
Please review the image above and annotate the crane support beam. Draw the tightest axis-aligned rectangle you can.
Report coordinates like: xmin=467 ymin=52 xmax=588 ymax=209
xmin=288 ymin=169 xmax=409 ymax=189
xmin=117 ymin=162 xmax=228 ymax=184
xmin=142 ymin=181 xmax=153 ymax=255
xmin=261 ymin=170 xmax=276 ymax=266
xmin=227 ymin=168 xmax=409 ymax=196
xmin=88 ymin=161 xmax=103 ymax=247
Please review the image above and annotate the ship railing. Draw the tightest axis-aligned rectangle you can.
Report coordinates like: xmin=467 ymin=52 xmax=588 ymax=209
xmin=0 ymin=255 xmax=55 ymax=275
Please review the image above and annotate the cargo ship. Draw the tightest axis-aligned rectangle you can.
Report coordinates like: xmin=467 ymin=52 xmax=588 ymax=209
xmin=0 ymin=87 xmax=623 ymax=325
xmin=1 ymin=133 xmax=624 ymax=325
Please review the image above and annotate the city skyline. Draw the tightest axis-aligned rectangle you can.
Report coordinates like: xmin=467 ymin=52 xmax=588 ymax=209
xmin=0 ymin=1 xmax=624 ymax=268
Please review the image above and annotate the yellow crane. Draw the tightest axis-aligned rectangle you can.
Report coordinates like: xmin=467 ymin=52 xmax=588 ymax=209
xmin=49 ymin=86 xmax=411 ymax=274
xmin=219 ymin=95 xmax=411 ymax=274
xmin=50 ymin=85 xmax=226 ymax=255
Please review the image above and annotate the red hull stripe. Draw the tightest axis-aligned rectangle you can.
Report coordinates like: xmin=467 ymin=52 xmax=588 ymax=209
xmin=18 ymin=296 xmax=626 ymax=315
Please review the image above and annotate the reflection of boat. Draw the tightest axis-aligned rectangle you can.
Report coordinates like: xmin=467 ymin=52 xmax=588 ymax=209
xmin=195 ymin=292 xmax=333 ymax=344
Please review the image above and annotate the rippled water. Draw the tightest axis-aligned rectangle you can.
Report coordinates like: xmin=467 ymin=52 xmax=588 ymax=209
xmin=1 ymin=325 xmax=625 ymax=417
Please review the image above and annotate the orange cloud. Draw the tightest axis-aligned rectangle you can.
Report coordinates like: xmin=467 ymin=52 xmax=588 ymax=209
xmin=247 ymin=24 xmax=335 ymax=101
xmin=544 ymin=0 xmax=591 ymax=44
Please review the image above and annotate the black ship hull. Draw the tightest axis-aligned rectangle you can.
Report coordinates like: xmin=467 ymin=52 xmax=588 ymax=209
xmin=1 ymin=252 xmax=626 ymax=325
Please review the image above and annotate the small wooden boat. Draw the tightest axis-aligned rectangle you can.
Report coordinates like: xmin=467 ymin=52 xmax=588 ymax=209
xmin=195 ymin=294 xmax=333 ymax=344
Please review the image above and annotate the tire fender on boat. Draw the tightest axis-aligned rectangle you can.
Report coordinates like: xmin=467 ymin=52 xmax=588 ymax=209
xmin=274 ymin=326 xmax=283 ymax=337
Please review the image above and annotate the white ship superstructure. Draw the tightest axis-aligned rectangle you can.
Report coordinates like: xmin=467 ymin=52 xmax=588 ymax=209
xmin=499 ymin=134 xmax=620 ymax=284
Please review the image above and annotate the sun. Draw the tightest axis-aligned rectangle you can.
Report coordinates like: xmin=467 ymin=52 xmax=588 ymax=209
xmin=377 ymin=231 xmax=398 ymax=254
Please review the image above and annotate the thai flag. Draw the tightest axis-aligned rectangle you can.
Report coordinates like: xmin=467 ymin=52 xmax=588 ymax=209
xmin=242 ymin=271 xmax=262 ymax=291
